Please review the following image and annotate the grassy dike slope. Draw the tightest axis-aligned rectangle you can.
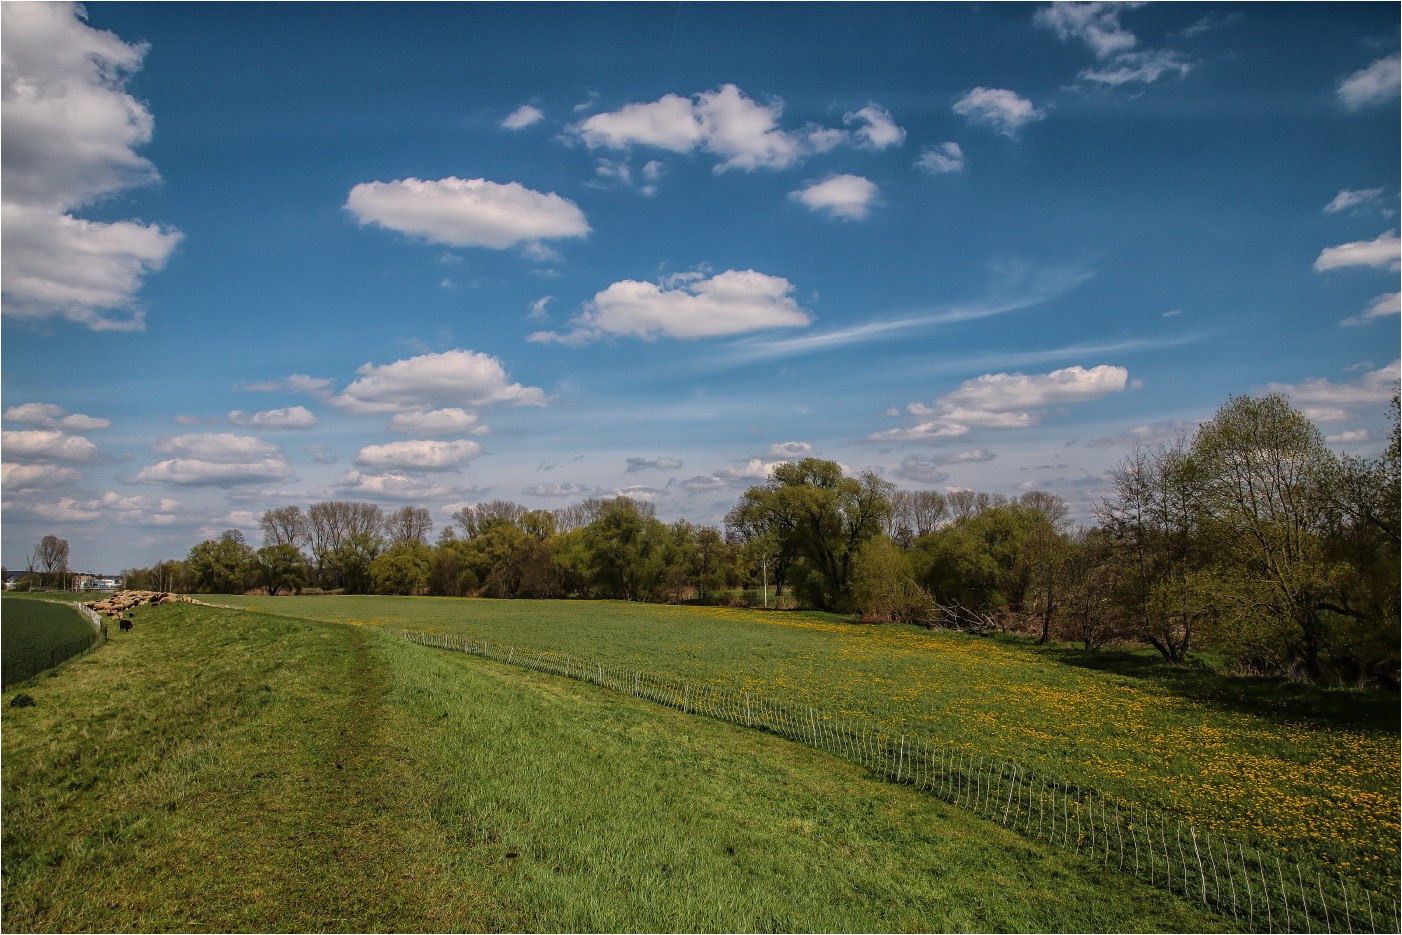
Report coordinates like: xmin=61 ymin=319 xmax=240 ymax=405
xmin=2 ymin=604 xmax=1231 ymax=932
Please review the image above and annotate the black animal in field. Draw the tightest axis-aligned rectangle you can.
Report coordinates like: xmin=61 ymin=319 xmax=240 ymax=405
xmin=119 ymin=618 xmax=133 ymax=632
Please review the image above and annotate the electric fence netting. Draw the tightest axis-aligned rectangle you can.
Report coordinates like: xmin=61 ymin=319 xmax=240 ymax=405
xmin=394 ymin=628 xmax=1401 ymax=935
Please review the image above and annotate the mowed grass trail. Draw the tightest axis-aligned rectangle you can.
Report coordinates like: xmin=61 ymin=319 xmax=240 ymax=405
xmin=229 ymin=594 xmax=1401 ymax=879
xmin=2 ymin=602 xmax=1232 ymax=932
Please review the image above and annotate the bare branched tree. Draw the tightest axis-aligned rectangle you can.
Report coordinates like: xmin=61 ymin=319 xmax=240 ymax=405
xmin=384 ymin=505 xmax=433 ymax=545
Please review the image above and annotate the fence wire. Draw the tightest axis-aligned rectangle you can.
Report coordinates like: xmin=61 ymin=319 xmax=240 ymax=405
xmin=394 ymin=627 xmax=1401 ymax=935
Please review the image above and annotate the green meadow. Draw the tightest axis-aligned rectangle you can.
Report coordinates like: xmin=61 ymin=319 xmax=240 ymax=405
xmin=229 ymin=594 xmax=1401 ymax=881
xmin=1 ymin=601 xmax=1234 ymax=932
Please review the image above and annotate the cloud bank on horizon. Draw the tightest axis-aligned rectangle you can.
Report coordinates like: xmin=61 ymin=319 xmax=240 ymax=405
xmin=1 ymin=2 xmax=1397 ymax=572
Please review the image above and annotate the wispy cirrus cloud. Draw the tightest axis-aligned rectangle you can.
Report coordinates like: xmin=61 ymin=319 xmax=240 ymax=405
xmin=718 ymin=266 xmax=1097 ymax=369
xmin=1033 ymin=3 xmax=1192 ymax=88
xmin=1323 ymin=188 xmax=1386 ymax=215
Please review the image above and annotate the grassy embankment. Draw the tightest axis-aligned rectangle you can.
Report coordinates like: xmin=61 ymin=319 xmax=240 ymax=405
xmin=2 ymin=600 xmax=1232 ymax=932
xmin=1 ymin=594 xmax=98 ymax=688
xmin=229 ymin=594 xmax=1401 ymax=881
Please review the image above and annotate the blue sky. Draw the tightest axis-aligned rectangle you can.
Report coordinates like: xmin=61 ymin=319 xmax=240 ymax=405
xmin=3 ymin=2 xmax=1398 ymax=573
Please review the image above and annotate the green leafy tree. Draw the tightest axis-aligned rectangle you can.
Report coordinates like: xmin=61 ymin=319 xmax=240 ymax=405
xmin=1053 ymin=528 xmax=1126 ymax=651
xmin=370 ymin=542 xmax=431 ymax=595
xmin=187 ymin=532 xmax=254 ymax=594
xmin=1096 ymin=440 xmax=1204 ymax=663
xmin=579 ymin=497 xmax=667 ymax=600
xmin=1190 ymin=394 xmax=1345 ymax=677
xmin=912 ymin=503 xmax=1053 ymax=629
xmin=248 ymin=544 xmax=308 ymax=596
xmin=323 ymin=530 xmax=384 ymax=594
xmin=1317 ymin=394 xmax=1400 ymax=685
xmin=850 ymin=535 xmax=936 ymax=626
xmin=730 ymin=459 xmax=893 ymax=610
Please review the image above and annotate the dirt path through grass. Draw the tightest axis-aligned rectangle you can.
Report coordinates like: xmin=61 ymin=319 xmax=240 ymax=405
xmin=1 ymin=606 xmax=493 ymax=932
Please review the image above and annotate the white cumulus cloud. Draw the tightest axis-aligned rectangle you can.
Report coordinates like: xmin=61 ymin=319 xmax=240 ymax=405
xmin=6 ymin=490 xmax=175 ymax=525
xmin=531 ymin=269 xmax=811 ymax=343
xmin=387 ymin=408 xmax=488 ymax=436
xmin=1262 ymin=360 xmax=1400 ymax=424
xmin=151 ymin=432 xmax=280 ymax=462
xmin=572 ymin=92 xmax=705 ymax=153
xmin=2 ymin=402 xmax=109 ymax=431
xmin=844 ymin=104 xmax=906 ymax=149
xmin=1 ymin=2 xmax=181 ymax=330
xmin=1 ymin=463 xmax=82 ymax=488
xmin=2 ymin=429 xmax=102 ymax=462
xmin=1313 ymin=230 xmax=1401 ymax=272
xmin=870 ymin=365 xmax=1129 ymax=442
xmin=345 ymin=177 xmax=589 ymax=250
xmin=228 ymin=406 xmax=318 ymax=430
xmin=953 ymin=87 xmax=1044 ymax=137
xmin=353 ymin=439 xmax=483 ymax=472
xmin=332 ymin=349 xmax=547 ymax=414
xmin=893 ymin=456 xmax=950 ymax=485
xmin=336 ymin=471 xmax=464 ymax=501
xmin=135 ymin=458 xmax=291 ymax=487
xmin=764 ymin=441 xmax=812 ymax=459
xmin=501 ymin=104 xmax=544 ymax=129
xmin=1338 ymin=54 xmax=1401 ymax=110
xmin=522 ymin=482 xmax=590 ymax=497
xmin=1341 ymin=292 xmax=1400 ymax=327
xmin=790 ymin=174 xmax=879 ymax=221
xmin=915 ymin=142 xmax=965 ymax=175
xmin=137 ymin=432 xmax=291 ymax=486
xmin=571 ymin=85 xmax=818 ymax=172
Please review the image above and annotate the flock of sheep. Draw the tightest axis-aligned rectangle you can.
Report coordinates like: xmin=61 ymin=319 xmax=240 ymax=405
xmin=83 ymin=590 xmax=208 ymax=631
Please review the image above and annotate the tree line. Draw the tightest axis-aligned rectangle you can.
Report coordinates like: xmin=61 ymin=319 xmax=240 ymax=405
xmin=120 ymin=392 xmax=1398 ymax=687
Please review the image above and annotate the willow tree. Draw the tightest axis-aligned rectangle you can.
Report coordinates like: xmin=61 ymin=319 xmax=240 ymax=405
xmin=730 ymin=459 xmax=893 ymax=610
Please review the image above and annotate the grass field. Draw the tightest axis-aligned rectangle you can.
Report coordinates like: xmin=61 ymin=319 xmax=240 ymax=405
xmin=1 ymin=601 xmax=1234 ymax=932
xmin=227 ymin=594 xmax=1401 ymax=884
xmin=1 ymin=595 xmax=98 ymax=688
